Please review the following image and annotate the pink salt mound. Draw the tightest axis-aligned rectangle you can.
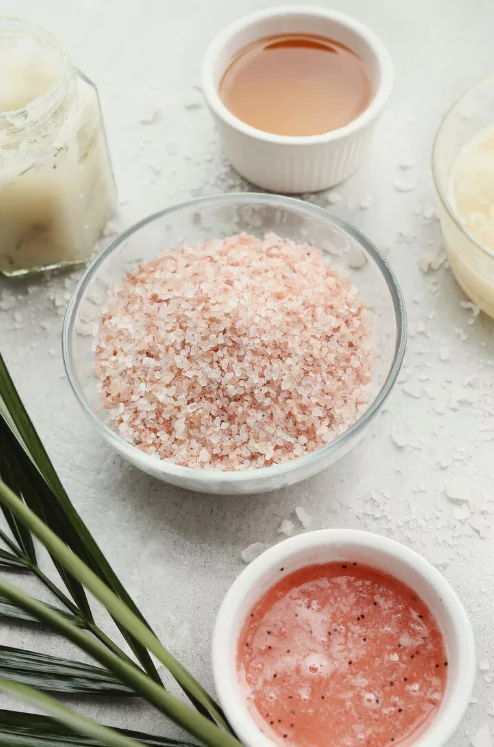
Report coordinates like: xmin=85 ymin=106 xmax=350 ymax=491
xmin=94 ymin=233 xmax=373 ymax=470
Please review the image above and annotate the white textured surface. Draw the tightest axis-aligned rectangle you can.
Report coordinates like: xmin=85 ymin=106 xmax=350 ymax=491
xmin=1 ymin=0 xmax=494 ymax=744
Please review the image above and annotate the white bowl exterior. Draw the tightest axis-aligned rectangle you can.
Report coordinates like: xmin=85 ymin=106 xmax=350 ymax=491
xmin=212 ymin=530 xmax=476 ymax=747
xmin=202 ymin=7 xmax=393 ymax=193
xmin=212 ymin=117 xmax=373 ymax=194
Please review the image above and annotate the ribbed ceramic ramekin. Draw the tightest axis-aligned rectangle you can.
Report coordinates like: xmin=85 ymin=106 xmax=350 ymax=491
xmin=202 ymin=6 xmax=393 ymax=193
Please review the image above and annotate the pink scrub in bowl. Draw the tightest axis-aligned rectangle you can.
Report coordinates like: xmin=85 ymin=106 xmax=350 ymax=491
xmin=212 ymin=530 xmax=475 ymax=747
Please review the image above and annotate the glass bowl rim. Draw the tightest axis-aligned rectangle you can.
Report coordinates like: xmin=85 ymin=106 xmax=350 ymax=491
xmin=431 ymin=73 xmax=494 ymax=262
xmin=62 ymin=192 xmax=407 ymax=484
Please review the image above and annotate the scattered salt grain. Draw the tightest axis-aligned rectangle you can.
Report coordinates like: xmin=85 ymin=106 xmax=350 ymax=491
xmin=418 ymin=250 xmax=446 ymax=273
xmin=140 ymin=107 xmax=161 ymax=125
xmin=184 ymin=94 xmax=203 ymax=110
xmin=390 ymin=429 xmax=408 ymax=449
xmin=418 ymin=250 xmax=434 ymax=273
xmin=277 ymin=519 xmax=295 ymax=537
xmin=445 ymin=486 xmax=470 ymax=505
xmin=326 ymin=191 xmax=341 ymax=205
xmin=241 ymin=543 xmax=267 ymax=564
xmin=75 ymin=320 xmax=96 ymax=336
xmin=452 ymin=503 xmax=470 ymax=521
xmin=347 ymin=249 xmax=367 ymax=269
xmin=95 ymin=234 xmax=373 ymax=470
xmin=102 ymin=219 xmax=121 ymax=238
xmin=401 ymin=382 xmax=422 ymax=399
xmin=480 ymin=658 xmax=490 ymax=672
xmin=393 ymin=168 xmax=420 ymax=192
xmin=460 ymin=300 xmax=481 ymax=317
xmin=471 ymin=726 xmax=493 ymax=747
xmin=439 ymin=346 xmax=451 ymax=362
xmin=295 ymin=507 xmax=313 ymax=529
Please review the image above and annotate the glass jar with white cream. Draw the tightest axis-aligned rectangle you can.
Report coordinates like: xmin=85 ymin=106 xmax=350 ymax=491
xmin=0 ymin=18 xmax=116 ymax=276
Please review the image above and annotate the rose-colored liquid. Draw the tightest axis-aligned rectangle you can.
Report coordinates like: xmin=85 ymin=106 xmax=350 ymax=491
xmin=219 ymin=34 xmax=372 ymax=137
xmin=238 ymin=563 xmax=447 ymax=747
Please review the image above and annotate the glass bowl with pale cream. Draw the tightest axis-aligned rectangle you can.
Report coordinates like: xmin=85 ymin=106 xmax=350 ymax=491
xmin=63 ymin=194 xmax=406 ymax=495
xmin=433 ymin=75 xmax=494 ymax=317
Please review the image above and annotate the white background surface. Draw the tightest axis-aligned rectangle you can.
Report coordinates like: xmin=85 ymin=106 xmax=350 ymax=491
xmin=1 ymin=1 xmax=493 ymax=745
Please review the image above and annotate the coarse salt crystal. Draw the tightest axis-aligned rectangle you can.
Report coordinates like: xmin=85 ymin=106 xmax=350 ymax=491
xmin=445 ymin=485 xmax=470 ymax=505
xmin=472 ymin=727 xmax=493 ymax=747
xmin=326 ymin=191 xmax=341 ymax=205
xmin=277 ymin=519 xmax=295 ymax=536
xmin=241 ymin=543 xmax=267 ymax=564
xmin=348 ymin=249 xmax=367 ymax=269
xmin=295 ymin=507 xmax=312 ymax=528
xmin=460 ymin=300 xmax=481 ymax=317
xmin=94 ymin=233 xmax=373 ymax=471
xmin=393 ymin=168 xmax=420 ymax=192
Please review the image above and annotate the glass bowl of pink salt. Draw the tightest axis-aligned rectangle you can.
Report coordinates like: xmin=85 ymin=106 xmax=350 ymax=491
xmin=63 ymin=193 xmax=406 ymax=495
xmin=212 ymin=529 xmax=476 ymax=747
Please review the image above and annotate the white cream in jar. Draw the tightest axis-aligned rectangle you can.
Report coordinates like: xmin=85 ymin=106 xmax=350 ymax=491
xmin=0 ymin=19 xmax=116 ymax=275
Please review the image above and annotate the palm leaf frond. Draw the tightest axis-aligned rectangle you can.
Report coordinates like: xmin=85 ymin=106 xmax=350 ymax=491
xmin=0 ymin=478 xmax=230 ymax=732
xmin=0 ymin=679 xmax=147 ymax=747
xmin=0 ymin=431 xmax=37 ymax=563
xmin=0 ymin=422 xmax=94 ymax=621
xmin=0 ymin=711 xmax=198 ymax=747
xmin=0 ymin=571 xmax=241 ymax=747
xmin=0 ymin=548 xmax=29 ymax=571
xmin=0 ymin=596 xmax=83 ymax=627
xmin=0 ymin=645 xmax=135 ymax=696
xmin=0 ymin=354 xmax=159 ymax=683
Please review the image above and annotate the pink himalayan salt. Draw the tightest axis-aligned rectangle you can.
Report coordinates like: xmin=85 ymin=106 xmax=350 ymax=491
xmin=94 ymin=233 xmax=373 ymax=470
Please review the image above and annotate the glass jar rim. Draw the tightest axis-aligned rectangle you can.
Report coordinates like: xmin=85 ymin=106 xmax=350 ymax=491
xmin=0 ymin=17 xmax=75 ymax=135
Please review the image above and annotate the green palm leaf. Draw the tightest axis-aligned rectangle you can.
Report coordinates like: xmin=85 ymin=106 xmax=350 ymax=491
xmin=0 ymin=353 xmax=237 ymax=743
xmin=0 ymin=572 xmax=241 ymax=747
xmin=0 ymin=479 xmax=231 ymax=733
xmin=0 ymin=430 xmax=37 ymax=564
xmin=0 ymin=596 xmax=83 ymax=626
xmin=0 ymin=548 xmax=29 ymax=571
xmin=0 ymin=354 xmax=161 ymax=685
xmin=0 ymin=710 xmax=198 ymax=747
xmin=0 ymin=679 xmax=147 ymax=747
xmin=0 ymin=645 xmax=135 ymax=695
xmin=0 ymin=425 xmax=93 ymax=620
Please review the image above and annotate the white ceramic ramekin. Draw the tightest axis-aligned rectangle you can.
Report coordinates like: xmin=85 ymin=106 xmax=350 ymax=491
xmin=212 ymin=529 xmax=476 ymax=747
xmin=202 ymin=6 xmax=393 ymax=193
